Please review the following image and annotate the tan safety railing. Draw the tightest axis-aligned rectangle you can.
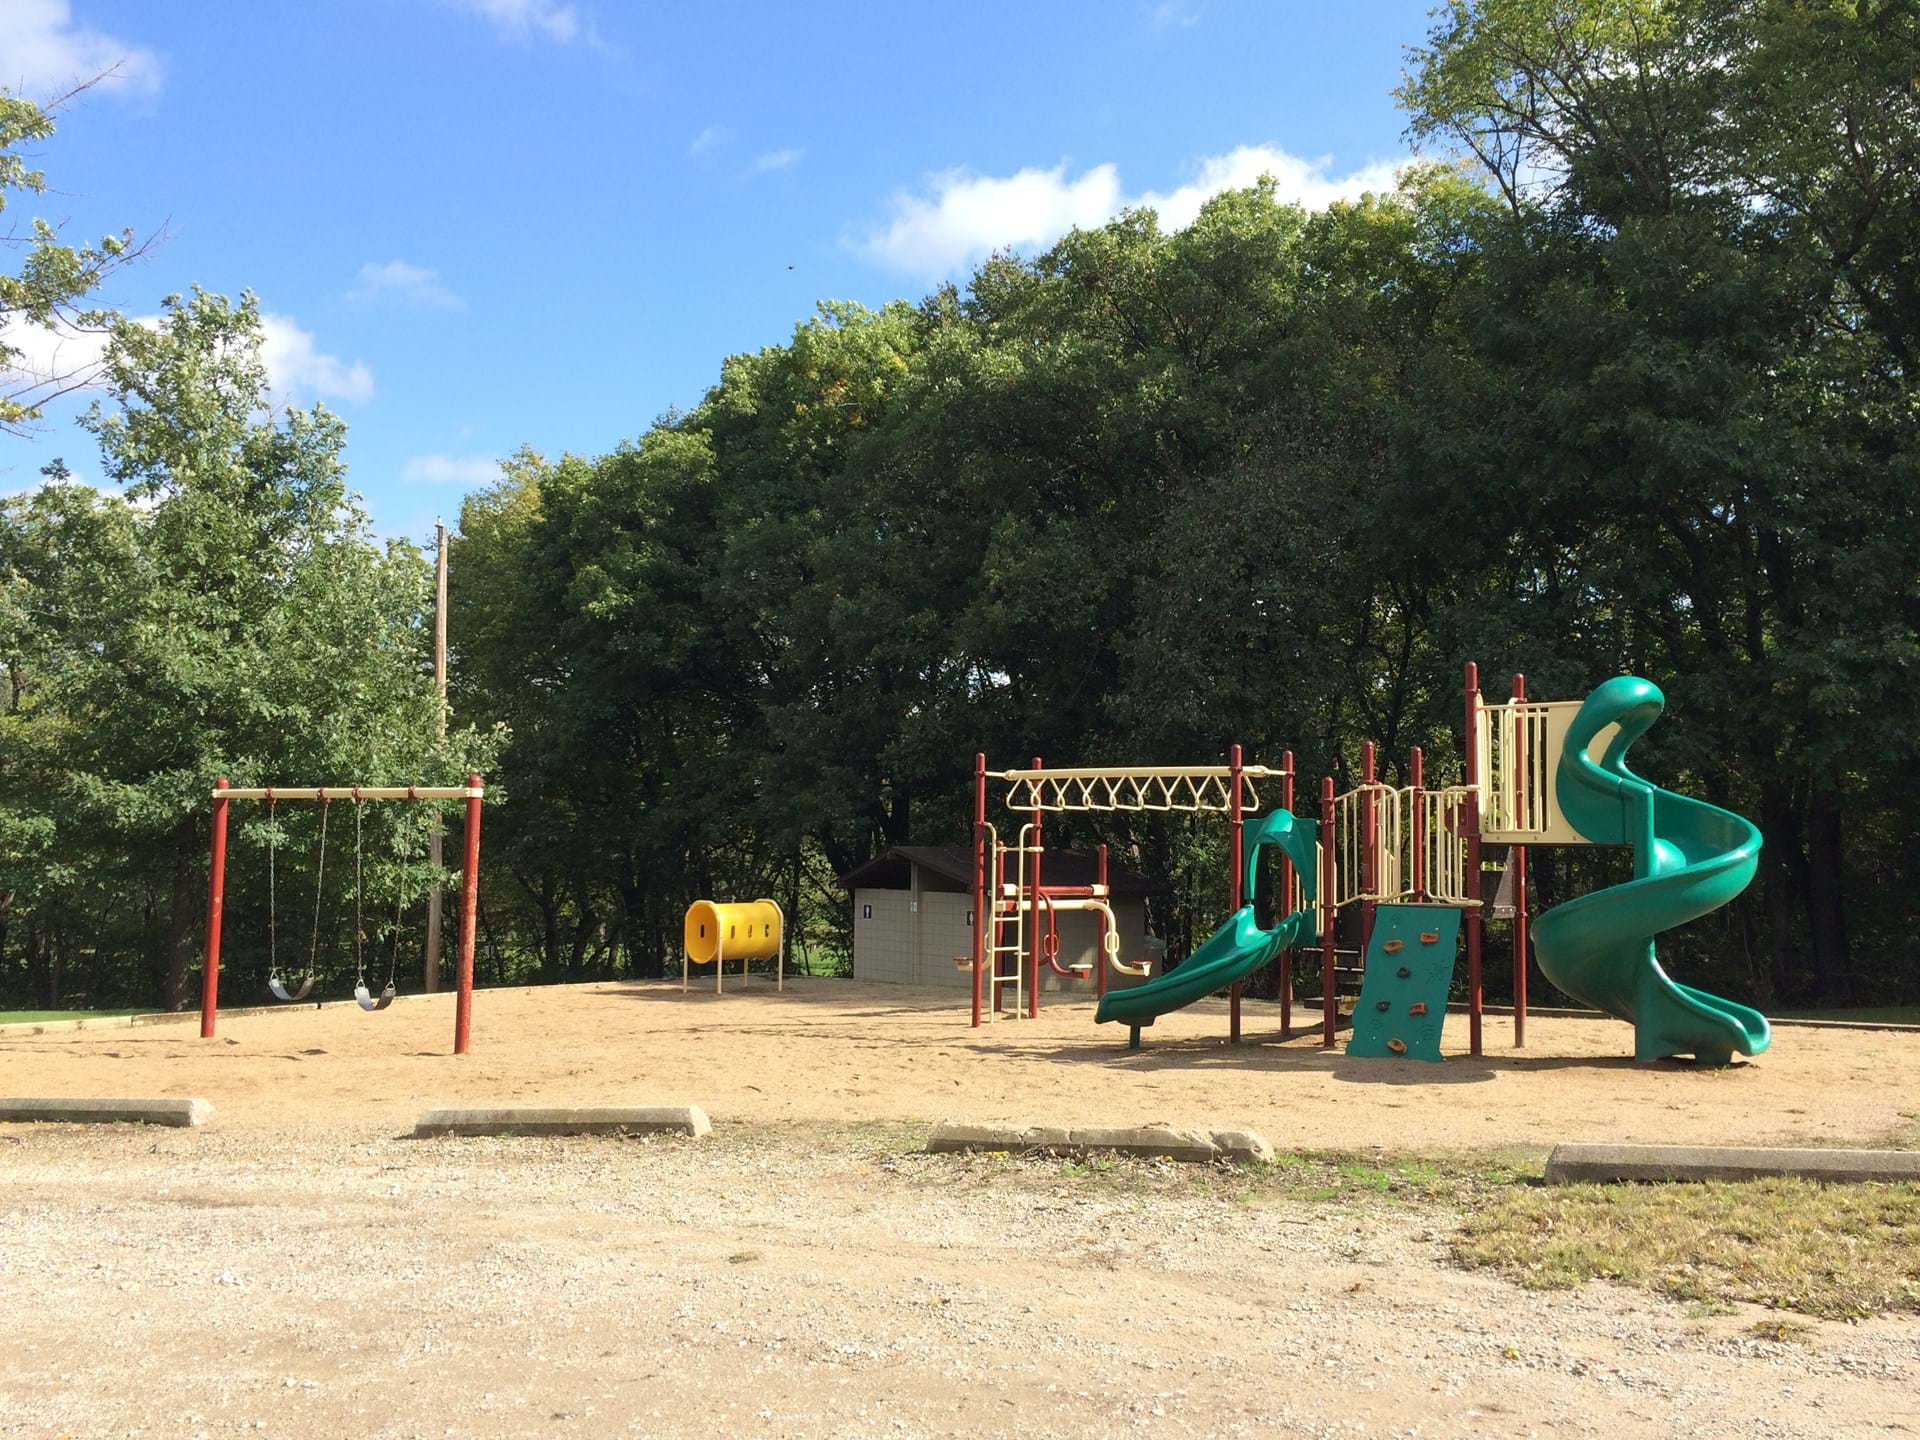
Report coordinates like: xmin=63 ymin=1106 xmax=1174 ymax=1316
xmin=1322 ymin=781 xmax=1480 ymax=917
xmin=998 ymin=764 xmax=1286 ymax=815
xmin=1326 ymin=784 xmax=1385 ymax=913
xmin=1419 ymin=786 xmax=1479 ymax=906
xmin=1477 ymin=699 xmax=1555 ymax=837
xmin=1372 ymin=784 xmax=1413 ymax=901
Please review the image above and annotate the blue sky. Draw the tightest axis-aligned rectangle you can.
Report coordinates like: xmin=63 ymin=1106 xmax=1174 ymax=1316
xmin=1 ymin=0 xmax=1434 ymax=546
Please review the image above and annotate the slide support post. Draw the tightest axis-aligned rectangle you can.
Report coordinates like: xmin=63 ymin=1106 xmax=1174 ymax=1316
xmin=1360 ymin=740 xmax=1377 ymax=960
xmin=200 ymin=777 xmax=229 ymax=1039
xmin=1463 ymin=664 xmax=1484 ymax=1057
xmin=1228 ymin=742 xmax=1244 ymax=1043
xmin=971 ymin=753 xmax=986 ymax=1028
xmin=1320 ymin=775 xmax=1336 ymax=1048
xmin=1280 ymin=750 xmax=1294 ymax=1038
xmin=454 ymin=774 xmax=482 ymax=1055
xmin=1410 ymin=746 xmax=1425 ymax=902
xmin=1512 ymin=673 xmax=1529 ymax=1048
xmin=1028 ymin=756 xmax=1042 ymax=1019
xmin=1096 ymin=843 xmax=1110 ymax=1001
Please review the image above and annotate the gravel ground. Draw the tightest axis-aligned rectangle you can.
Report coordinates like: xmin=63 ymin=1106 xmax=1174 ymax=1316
xmin=2 ymin=1122 xmax=1914 ymax=1439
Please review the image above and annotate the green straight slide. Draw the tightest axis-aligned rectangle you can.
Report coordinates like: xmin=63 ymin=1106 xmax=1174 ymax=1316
xmin=1094 ymin=807 xmax=1317 ymax=1040
xmin=1532 ymin=675 xmax=1771 ymax=1065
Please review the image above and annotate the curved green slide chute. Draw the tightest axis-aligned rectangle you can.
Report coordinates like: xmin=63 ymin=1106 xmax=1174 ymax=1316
xmin=1533 ymin=675 xmax=1771 ymax=1064
xmin=1094 ymin=807 xmax=1318 ymax=1036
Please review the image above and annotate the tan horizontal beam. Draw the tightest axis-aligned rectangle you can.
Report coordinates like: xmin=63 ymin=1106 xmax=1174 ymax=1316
xmin=212 ymin=785 xmax=483 ymax=801
xmin=990 ymin=764 xmax=1289 ymax=781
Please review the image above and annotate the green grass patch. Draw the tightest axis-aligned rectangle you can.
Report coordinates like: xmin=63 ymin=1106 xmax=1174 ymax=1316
xmin=0 ymin=1008 xmax=144 ymax=1024
xmin=1453 ymin=1177 xmax=1920 ymax=1320
xmin=922 ymin=1142 xmax=1546 ymax=1210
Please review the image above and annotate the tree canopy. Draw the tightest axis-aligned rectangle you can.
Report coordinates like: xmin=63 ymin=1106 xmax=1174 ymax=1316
xmin=2 ymin=2 xmax=1914 ymax=1011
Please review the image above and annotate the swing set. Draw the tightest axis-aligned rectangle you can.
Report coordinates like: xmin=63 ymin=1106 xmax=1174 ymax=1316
xmin=198 ymin=776 xmax=485 ymax=1055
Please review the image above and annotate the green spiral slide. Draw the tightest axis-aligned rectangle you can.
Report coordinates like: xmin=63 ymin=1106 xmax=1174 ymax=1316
xmin=1094 ymin=807 xmax=1318 ymax=1041
xmin=1533 ymin=675 xmax=1771 ymax=1065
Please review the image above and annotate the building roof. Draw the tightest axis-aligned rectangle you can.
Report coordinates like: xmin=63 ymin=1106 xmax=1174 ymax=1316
xmin=837 ymin=845 xmax=1158 ymax=897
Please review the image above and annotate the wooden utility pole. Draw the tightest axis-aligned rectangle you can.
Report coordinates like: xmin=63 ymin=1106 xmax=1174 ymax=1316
xmin=424 ymin=519 xmax=449 ymax=991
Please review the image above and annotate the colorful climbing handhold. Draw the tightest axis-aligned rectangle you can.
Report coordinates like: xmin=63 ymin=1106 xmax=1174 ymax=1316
xmin=1387 ymin=1038 xmax=1408 ymax=1055
xmin=1376 ymin=999 xmax=1391 ymax=1012
xmin=1396 ymin=966 xmax=1410 ymax=979
xmin=1420 ymin=931 xmax=1439 ymax=945
xmin=1383 ymin=939 xmax=1405 ymax=955
xmin=1408 ymin=1002 xmax=1427 ymax=1017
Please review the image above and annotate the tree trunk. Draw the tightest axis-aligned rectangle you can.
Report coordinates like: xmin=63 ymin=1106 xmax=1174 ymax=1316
xmin=165 ymin=818 xmax=199 ymax=1010
xmin=541 ymin=887 xmax=561 ymax=976
xmin=1805 ymin=783 xmax=1852 ymax=1003
xmin=26 ymin=922 xmax=47 ymax=1008
xmin=1758 ymin=778 xmax=1804 ymax=1001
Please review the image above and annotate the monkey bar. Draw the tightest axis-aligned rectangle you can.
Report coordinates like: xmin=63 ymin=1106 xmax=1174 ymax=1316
xmin=996 ymin=764 xmax=1287 ymax=815
xmin=199 ymin=776 xmax=485 ymax=1054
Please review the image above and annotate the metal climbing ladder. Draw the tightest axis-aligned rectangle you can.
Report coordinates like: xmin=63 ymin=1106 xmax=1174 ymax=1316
xmin=979 ymin=823 xmax=1028 ymax=1019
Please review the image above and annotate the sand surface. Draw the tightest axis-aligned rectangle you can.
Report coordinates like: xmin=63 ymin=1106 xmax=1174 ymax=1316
xmin=3 ymin=977 xmax=1915 ymax=1148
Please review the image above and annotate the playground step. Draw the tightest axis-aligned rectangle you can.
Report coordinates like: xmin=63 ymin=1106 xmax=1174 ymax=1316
xmin=1545 ymin=1143 xmax=1920 ymax=1185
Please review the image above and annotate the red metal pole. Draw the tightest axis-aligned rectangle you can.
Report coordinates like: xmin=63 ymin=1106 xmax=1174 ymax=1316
xmin=972 ymin=753 xmax=986 ymax=1028
xmin=1360 ymin=740 xmax=1377 ymax=959
xmin=454 ymin=774 xmax=482 ymax=1055
xmin=1096 ymin=843 xmax=1110 ymax=1001
xmin=1280 ymin=751 xmax=1294 ymax=1038
xmin=1512 ymin=673 xmax=1529 ymax=1049
xmin=1410 ymin=746 xmax=1425 ymax=902
xmin=1228 ymin=743 xmax=1244 ymax=1043
xmin=1028 ymin=756 xmax=1042 ymax=1020
xmin=200 ymin=777 xmax=230 ymax=1039
xmin=1463 ymin=663 xmax=1484 ymax=1057
xmin=1320 ymin=775 xmax=1336 ymax=1048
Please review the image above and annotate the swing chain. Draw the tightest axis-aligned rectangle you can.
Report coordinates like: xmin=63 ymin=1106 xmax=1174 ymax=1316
xmin=308 ymin=796 xmax=331 ymax=980
xmin=353 ymin=790 xmax=367 ymax=987
xmin=266 ymin=794 xmax=277 ymax=983
xmin=387 ymin=795 xmax=417 ymax=988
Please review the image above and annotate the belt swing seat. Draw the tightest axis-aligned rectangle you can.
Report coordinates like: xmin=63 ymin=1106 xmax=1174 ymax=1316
xmin=265 ymin=792 xmax=318 ymax=1003
xmin=350 ymin=790 xmax=405 ymax=1013
xmin=262 ymin=787 xmax=416 ymax=1012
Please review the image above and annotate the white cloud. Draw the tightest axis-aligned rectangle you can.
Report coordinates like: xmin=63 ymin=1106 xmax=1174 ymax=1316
xmin=402 ymin=453 xmax=502 ymax=486
xmin=347 ymin=260 xmax=464 ymax=311
xmin=4 ymin=309 xmax=370 ymax=414
xmin=1136 ymin=145 xmax=1402 ymax=229
xmin=1150 ymin=1 xmax=1205 ymax=28
xmin=259 ymin=314 xmax=373 ymax=406
xmin=860 ymin=163 xmax=1123 ymax=278
xmin=858 ymin=144 xmax=1405 ymax=280
xmin=0 ymin=0 xmax=162 ymax=98
xmin=448 ymin=0 xmax=581 ymax=44
xmin=1 ymin=316 xmax=113 ymax=393
xmin=689 ymin=125 xmax=729 ymax=156
xmin=749 ymin=147 xmax=803 ymax=176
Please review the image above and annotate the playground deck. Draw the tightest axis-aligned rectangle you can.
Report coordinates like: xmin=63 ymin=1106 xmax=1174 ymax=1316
xmin=3 ymin=977 xmax=1915 ymax=1149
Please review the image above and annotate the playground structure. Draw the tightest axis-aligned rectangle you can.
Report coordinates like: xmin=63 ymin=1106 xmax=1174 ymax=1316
xmin=970 ymin=664 xmax=1773 ymax=1064
xmin=199 ymin=778 xmax=486 ymax=1055
xmin=682 ymin=898 xmax=786 ymax=993
xmin=967 ymin=749 xmax=1298 ymax=1032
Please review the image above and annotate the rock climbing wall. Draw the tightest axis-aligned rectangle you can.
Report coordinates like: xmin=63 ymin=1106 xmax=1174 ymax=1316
xmin=1344 ymin=904 xmax=1463 ymax=1064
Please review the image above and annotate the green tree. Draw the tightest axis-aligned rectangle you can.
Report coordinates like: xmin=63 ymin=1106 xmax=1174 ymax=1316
xmin=0 ymin=288 xmax=485 ymax=1009
xmin=1 ymin=83 xmax=146 ymax=434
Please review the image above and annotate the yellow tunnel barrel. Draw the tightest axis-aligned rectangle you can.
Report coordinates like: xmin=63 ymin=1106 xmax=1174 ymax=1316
xmin=684 ymin=899 xmax=783 ymax=964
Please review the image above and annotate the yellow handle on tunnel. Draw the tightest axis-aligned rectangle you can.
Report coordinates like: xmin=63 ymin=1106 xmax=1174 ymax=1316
xmin=684 ymin=899 xmax=783 ymax=964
